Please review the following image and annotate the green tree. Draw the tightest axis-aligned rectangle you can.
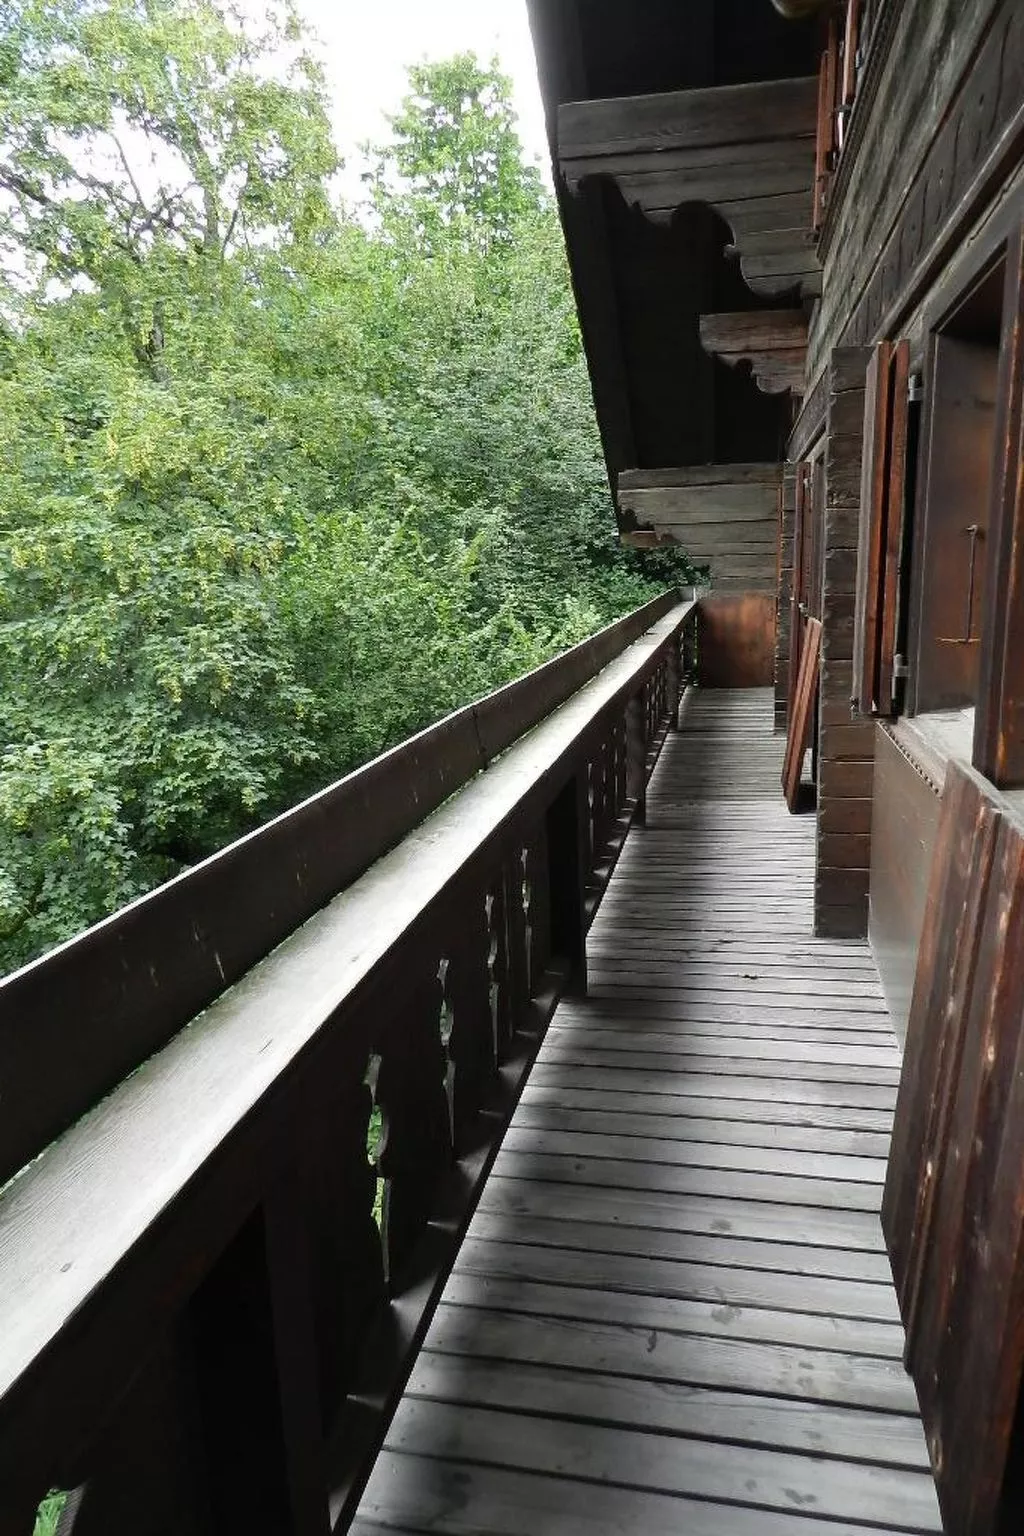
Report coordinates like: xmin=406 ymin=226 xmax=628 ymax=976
xmin=0 ymin=18 xmax=689 ymax=979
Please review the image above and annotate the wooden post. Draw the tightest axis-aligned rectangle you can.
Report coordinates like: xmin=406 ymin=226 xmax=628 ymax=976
xmin=545 ymin=771 xmax=588 ymax=994
xmin=188 ymin=1206 xmax=330 ymax=1536
xmin=626 ymin=693 xmax=647 ymax=824
xmin=666 ymin=637 xmax=682 ymax=728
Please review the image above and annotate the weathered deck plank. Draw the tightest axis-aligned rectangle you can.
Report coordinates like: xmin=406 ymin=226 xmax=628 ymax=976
xmin=354 ymin=688 xmax=941 ymax=1535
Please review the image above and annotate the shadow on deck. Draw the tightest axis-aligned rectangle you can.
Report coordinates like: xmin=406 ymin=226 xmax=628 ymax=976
xmin=354 ymin=689 xmax=942 ymax=1536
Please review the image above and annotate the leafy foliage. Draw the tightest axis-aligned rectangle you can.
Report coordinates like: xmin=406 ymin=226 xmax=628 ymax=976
xmin=1 ymin=6 xmax=695 ymax=976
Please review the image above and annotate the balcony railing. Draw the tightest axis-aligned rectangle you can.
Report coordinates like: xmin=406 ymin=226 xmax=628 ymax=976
xmin=0 ymin=592 xmax=694 ymax=1533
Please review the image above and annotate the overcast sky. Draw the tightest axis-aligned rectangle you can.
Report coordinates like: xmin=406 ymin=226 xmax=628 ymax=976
xmin=292 ymin=0 xmax=551 ymax=197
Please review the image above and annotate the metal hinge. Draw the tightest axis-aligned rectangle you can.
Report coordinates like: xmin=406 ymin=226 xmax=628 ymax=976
xmin=893 ymin=653 xmax=909 ymax=679
xmin=908 ymin=372 xmax=924 ymax=403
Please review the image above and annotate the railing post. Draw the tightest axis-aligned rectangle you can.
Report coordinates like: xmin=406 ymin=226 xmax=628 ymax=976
xmin=545 ymin=770 xmax=588 ymax=995
xmin=666 ymin=634 xmax=682 ymax=729
xmin=188 ymin=1205 xmax=330 ymax=1536
xmin=626 ymin=692 xmax=647 ymax=824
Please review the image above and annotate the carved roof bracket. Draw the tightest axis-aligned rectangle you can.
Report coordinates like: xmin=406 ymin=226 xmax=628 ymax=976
xmin=698 ymin=308 xmax=808 ymax=395
xmin=558 ymin=76 xmax=822 ymax=301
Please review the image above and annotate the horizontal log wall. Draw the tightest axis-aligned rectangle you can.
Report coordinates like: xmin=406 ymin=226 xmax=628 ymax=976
xmin=815 ymin=348 xmax=877 ymax=938
xmin=811 ymin=0 xmax=1020 ymax=376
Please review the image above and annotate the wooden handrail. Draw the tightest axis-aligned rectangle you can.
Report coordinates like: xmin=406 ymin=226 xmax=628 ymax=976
xmin=0 ymin=597 xmax=693 ymax=1534
xmin=0 ymin=589 xmax=678 ymax=1189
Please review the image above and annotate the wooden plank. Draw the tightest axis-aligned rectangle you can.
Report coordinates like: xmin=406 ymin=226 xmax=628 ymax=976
xmin=407 ymin=1353 xmax=927 ymax=1467
xmin=356 ymin=1453 xmax=916 ymax=1536
xmin=420 ymin=1304 xmax=917 ymax=1415
xmin=558 ymin=77 xmax=819 ymax=160
xmin=852 ymin=341 xmax=890 ymax=713
xmin=383 ymin=1400 xmax=941 ymax=1530
xmin=455 ymin=1233 xmax=901 ymax=1321
xmin=479 ymin=1175 xmax=887 ymax=1249
xmin=438 ymin=1271 xmax=905 ymax=1357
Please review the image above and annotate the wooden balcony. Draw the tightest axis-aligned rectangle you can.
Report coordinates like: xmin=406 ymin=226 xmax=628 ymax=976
xmin=0 ymin=599 xmax=939 ymax=1535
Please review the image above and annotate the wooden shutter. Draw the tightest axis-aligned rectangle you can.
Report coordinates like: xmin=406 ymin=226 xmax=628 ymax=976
xmin=852 ymin=338 xmax=909 ymax=716
xmin=976 ymin=224 xmax=1024 ymax=786
xmin=786 ymin=461 xmax=810 ymax=721
xmin=882 ymin=760 xmax=1024 ymax=1535
xmin=841 ymin=0 xmax=861 ymax=108
xmin=813 ymin=17 xmax=839 ymax=229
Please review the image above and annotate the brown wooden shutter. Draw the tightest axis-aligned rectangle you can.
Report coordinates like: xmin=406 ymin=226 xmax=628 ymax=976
xmin=975 ymin=224 xmax=1024 ymax=786
xmin=852 ymin=338 xmax=909 ymax=716
xmin=882 ymin=759 xmax=1024 ymax=1535
xmin=841 ymin=0 xmax=861 ymax=108
xmin=813 ymin=17 xmax=839 ymax=229
xmin=786 ymin=461 xmax=810 ymax=721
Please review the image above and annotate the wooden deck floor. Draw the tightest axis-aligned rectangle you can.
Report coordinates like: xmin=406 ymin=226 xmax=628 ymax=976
xmin=353 ymin=689 xmax=942 ymax=1536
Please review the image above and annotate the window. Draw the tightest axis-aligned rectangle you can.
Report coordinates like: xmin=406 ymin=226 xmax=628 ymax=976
xmin=907 ymin=257 xmax=1006 ymax=715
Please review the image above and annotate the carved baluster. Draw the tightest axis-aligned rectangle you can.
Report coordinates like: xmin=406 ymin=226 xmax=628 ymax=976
xmin=297 ymin=1053 xmax=383 ymax=1427
xmin=585 ymin=758 xmax=597 ymax=870
xmin=597 ymin=735 xmax=613 ymax=853
xmin=525 ymin=825 xmax=551 ymax=985
xmin=505 ymin=847 xmax=532 ymax=1025
xmin=372 ymin=965 xmax=452 ymax=1288
xmin=626 ymin=691 xmax=647 ymax=824
xmin=545 ymin=772 xmax=588 ymax=994
xmin=486 ymin=876 xmax=513 ymax=1062
xmin=187 ymin=1206 xmax=331 ymax=1536
xmin=444 ymin=895 xmax=497 ymax=1147
xmin=615 ymin=712 xmax=628 ymax=816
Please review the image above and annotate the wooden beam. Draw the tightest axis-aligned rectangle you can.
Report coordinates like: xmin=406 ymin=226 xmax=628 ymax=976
xmin=699 ymin=309 xmax=808 ymax=394
xmin=617 ymin=464 xmax=781 ymax=592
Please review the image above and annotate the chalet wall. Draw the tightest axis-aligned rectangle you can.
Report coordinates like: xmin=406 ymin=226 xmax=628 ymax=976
xmin=814 ymin=349 xmax=876 ymax=940
xmin=809 ymin=0 xmax=1006 ymax=378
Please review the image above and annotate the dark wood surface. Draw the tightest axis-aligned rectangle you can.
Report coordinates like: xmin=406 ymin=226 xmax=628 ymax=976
xmin=814 ymin=0 xmax=1024 ymax=371
xmin=355 ymin=688 xmax=941 ymax=1536
xmin=695 ymin=593 xmax=776 ymax=689
xmin=883 ymin=757 xmax=1024 ymax=1535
